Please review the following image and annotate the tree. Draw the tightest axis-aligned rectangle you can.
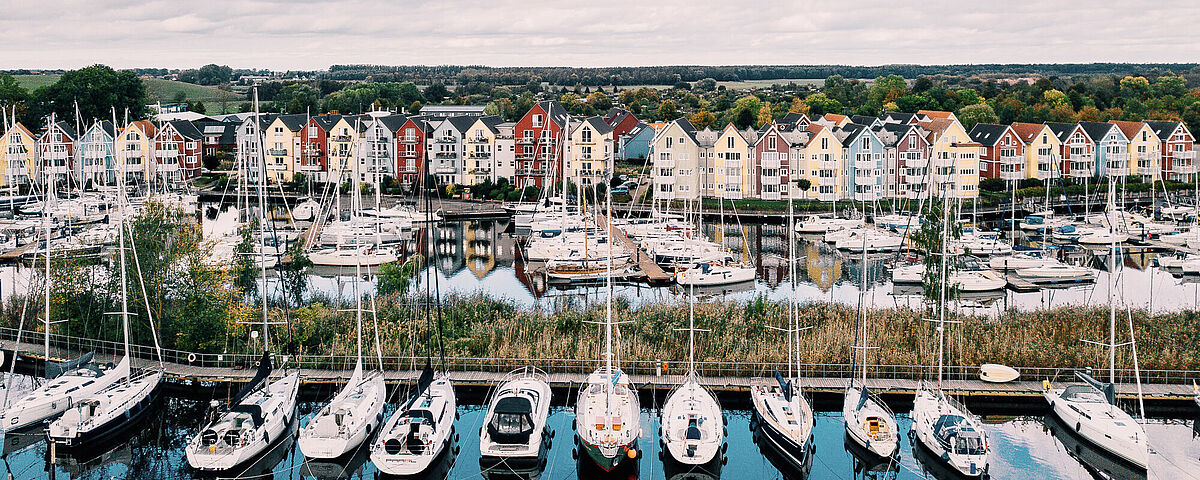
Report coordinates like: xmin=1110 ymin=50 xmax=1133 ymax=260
xmin=756 ymin=103 xmax=773 ymax=127
xmin=377 ymin=255 xmax=424 ymax=296
xmin=424 ymin=82 xmax=450 ymax=102
xmin=895 ymin=94 xmax=935 ymax=114
xmin=1119 ymin=76 xmax=1152 ymax=100
xmin=275 ymin=84 xmax=319 ymax=114
xmin=734 ymin=107 xmax=756 ymax=129
xmin=32 ymin=65 xmax=148 ymax=126
xmin=694 ymin=78 xmax=718 ymax=92
xmin=1154 ymin=76 xmax=1187 ymax=98
xmin=586 ymin=92 xmax=612 ymax=111
xmin=1042 ymin=89 xmax=1070 ymax=109
xmin=689 ymin=109 xmax=717 ymax=129
xmin=0 ymin=74 xmax=31 ymax=123
xmin=1077 ymin=105 xmax=1102 ymax=122
xmin=788 ymin=97 xmax=810 ymax=114
xmin=1047 ymin=105 xmax=1077 ymax=123
xmin=912 ymin=77 xmax=934 ymax=93
xmin=657 ymin=100 xmax=677 ymax=120
xmin=794 ymin=178 xmax=811 ymax=193
xmin=803 ymin=93 xmax=842 ymax=115
xmin=179 ymin=64 xmax=232 ymax=85
xmin=956 ymin=103 xmax=998 ymax=130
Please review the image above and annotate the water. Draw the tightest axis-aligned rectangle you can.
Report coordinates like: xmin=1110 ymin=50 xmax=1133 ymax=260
xmin=4 ymin=391 xmax=1196 ymax=480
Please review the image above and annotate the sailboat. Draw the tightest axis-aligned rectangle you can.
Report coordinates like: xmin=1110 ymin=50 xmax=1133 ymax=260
xmin=185 ymin=89 xmax=301 ymax=471
xmin=749 ymin=189 xmax=815 ymax=471
xmin=676 ymin=197 xmax=755 ymax=286
xmin=1042 ymin=190 xmax=1149 ymax=470
xmin=574 ymin=171 xmax=642 ymax=472
xmin=659 ymin=281 xmax=724 ymax=470
xmin=46 ymin=174 xmax=165 ymax=448
xmin=370 ymin=134 xmax=458 ymax=477
xmin=910 ymin=194 xmax=990 ymax=478
xmin=842 ymin=236 xmax=899 ymax=459
xmin=297 ymin=233 xmax=386 ymax=459
xmin=0 ymin=147 xmax=125 ymax=437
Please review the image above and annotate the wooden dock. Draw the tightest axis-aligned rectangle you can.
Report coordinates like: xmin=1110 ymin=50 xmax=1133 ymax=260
xmin=0 ymin=240 xmax=40 ymax=263
xmin=1003 ymin=273 xmax=1040 ymax=292
xmin=597 ymin=213 xmax=672 ymax=284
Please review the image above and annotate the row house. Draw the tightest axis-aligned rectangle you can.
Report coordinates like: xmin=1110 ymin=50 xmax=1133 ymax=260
xmin=0 ymin=123 xmax=35 ymax=187
xmin=1146 ymin=121 xmax=1196 ymax=181
xmin=1047 ymin=122 xmax=1095 ymax=180
xmin=837 ymin=123 xmax=884 ymax=202
xmin=618 ymin=122 xmax=655 ymax=161
xmin=260 ymin=114 xmax=307 ymax=184
xmin=462 ymin=116 xmax=501 ymax=185
xmin=1111 ymin=121 xmax=1161 ymax=180
xmin=198 ymin=120 xmax=237 ymax=164
xmin=921 ymin=118 xmax=980 ymax=199
xmin=299 ymin=115 xmax=339 ymax=183
xmin=79 ymin=121 xmax=117 ymax=186
xmin=513 ymin=101 xmax=569 ymax=188
xmin=396 ymin=116 xmax=434 ymax=188
xmin=970 ymin=123 xmax=1025 ymax=182
xmin=711 ymin=124 xmax=756 ymax=200
xmin=876 ymin=123 xmax=931 ymax=201
xmin=651 ymin=118 xmax=710 ymax=201
xmin=428 ymin=116 xmax=476 ymax=186
xmin=796 ymin=124 xmax=844 ymax=202
xmin=752 ymin=123 xmax=802 ymax=200
xmin=326 ymin=116 xmax=359 ymax=184
xmin=1078 ymin=122 xmax=1130 ymax=178
xmin=115 ymin=120 xmax=155 ymax=182
xmin=37 ymin=121 xmax=77 ymax=184
xmin=565 ymin=116 xmax=614 ymax=187
xmin=494 ymin=122 xmax=516 ymax=185
xmin=1011 ymin=123 xmax=1061 ymax=181
xmin=153 ymin=120 xmax=204 ymax=182
xmin=359 ymin=114 xmax=402 ymax=184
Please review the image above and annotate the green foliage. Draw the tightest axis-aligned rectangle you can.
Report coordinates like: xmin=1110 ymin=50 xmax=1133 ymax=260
xmin=956 ymin=103 xmax=998 ymax=130
xmin=233 ymin=218 xmax=259 ymax=297
xmin=907 ymin=199 xmax=961 ymax=303
xmin=377 ymin=255 xmax=424 ymax=297
xmin=29 ymin=65 xmax=149 ymax=128
xmin=178 ymin=64 xmax=233 ymax=86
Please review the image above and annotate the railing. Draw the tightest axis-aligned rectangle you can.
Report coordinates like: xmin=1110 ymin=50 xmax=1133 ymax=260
xmin=1000 ymin=169 xmax=1024 ymax=181
xmin=817 ymin=176 xmax=836 ymax=186
xmin=760 ymin=157 xmax=780 ymax=169
xmin=400 ymin=136 xmax=420 ymax=143
xmin=331 ymin=135 xmax=352 ymax=142
xmin=654 ymin=158 xmax=675 ymax=168
xmin=267 ymin=149 xmax=288 ymax=156
xmin=467 ymin=137 xmax=489 ymax=144
xmin=468 ymin=153 xmax=491 ymax=159
xmin=1173 ymin=150 xmax=1197 ymax=160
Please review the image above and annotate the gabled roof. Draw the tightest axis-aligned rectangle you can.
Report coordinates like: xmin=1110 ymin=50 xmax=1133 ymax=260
xmin=373 ymin=114 xmax=408 ymax=133
xmin=1078 ymin=121 xmax=1123 ymax=143
xmin=624 ymin=122 xmax=652 ymax=140
xmin=667 ymin=117 xmax=699 ymax=144
xmin=967 ymin=123 xmax=1011 ymax=147
xmin=821 ymin=113 xmax=849 ymax=126
xmin=874 ymin=123 xmax=923 ymax=148
xmin=1044 ymin=122 xmax=1081 ymax=143
xmin=1144 ymin=120 xmax=1186 ymax=140
xmin=694 ymin=127 xmax=719 ymax=148
xmin=834 ymin=123 xmax=868 ymax=144
xmin=536 ymin=100 xmax=570 ymax=128
xmin=126 ymin=120 xmax=156 ymax=137
xmin=573 ymin=116 xmax=614 ymax=136
xmin=275 ymin=114 xmax=308 ymax=132
xmin=777 ymin=112 xmax=809 ymax=127
xmin=444 ymin=115 xmax=478 ymax=134
xmin=850 ymin=115 xmax=880 ymax=127
xmin=472 ymin=115 xmax=503 ymax=134
xmin=1109 ymin=120 xmax=1150 ymax=141
xmin=917 ymin=110 xmax=955 ymax=121
xmin=919 ymin=118 xmax=955 ymax=135
xmin=83 ymin=120 xmax=117 ymax=139
xmin=168 ymin=120 xmax=203 ymax=140
xmin=1010 ymin=122 xmax=1050 ymax=143
xmin=39 ymin=121 xmax=77 ymax=141
xmin=878 ymin=112 xmax=919 ymax=124
xmin=311 ymin=114 xmax=341 ymax=131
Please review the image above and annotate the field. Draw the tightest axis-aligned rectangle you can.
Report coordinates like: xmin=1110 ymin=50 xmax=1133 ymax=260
xmin=13 ymin=75 xmax=243 ymax=113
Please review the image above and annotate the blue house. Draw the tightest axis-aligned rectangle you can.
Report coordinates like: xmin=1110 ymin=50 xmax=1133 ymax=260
xmin=837 ymin=123 xmax=884 ymax=201
xmin=78 ymin=120 xmax=117 ymax=186
xmin=1078 ymin=122 xmax=1130 ymax=178
xmin=619 ymin=122 xmax=655 ymax=161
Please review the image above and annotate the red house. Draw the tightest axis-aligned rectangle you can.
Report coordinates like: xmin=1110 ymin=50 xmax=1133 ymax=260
xmin=154 ymin=120 xmax=204 ymax=180
xmin=968 ymin=123 xmax=1024 ymax=180
xmin=36 ymin=121 xmax=77 ymax=184
xmin=879 ymin=123 xmax=932 ymax=200
xmin=1146 ymin=121 xmax=1196 ymax=182
xmin=1046 ymin=122 xmax=1093 ymax=179
xmin=603 ymin=108 xmax=640 ymax=143
xmin=513 ymin=100 xmax=569 ymax=188
xmin=395 ymin=116 xmax=434 ymax=189
xmin=752 ymin=123 xmax=797 ymax=200
xmin=299 ymin=115 xmax=340 ymax=182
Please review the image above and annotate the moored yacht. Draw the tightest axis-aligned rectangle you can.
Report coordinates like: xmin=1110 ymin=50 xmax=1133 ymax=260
xmin=478 ymin=367 xmax=552 ymax=474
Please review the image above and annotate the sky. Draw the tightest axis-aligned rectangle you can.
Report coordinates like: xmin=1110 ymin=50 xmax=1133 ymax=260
xmin=4 ymin=0 xmax=1200 ymax=70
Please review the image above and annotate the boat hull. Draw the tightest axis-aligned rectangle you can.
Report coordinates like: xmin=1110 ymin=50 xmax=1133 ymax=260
xmin=47 ymin=377 xmax=163 ymax=448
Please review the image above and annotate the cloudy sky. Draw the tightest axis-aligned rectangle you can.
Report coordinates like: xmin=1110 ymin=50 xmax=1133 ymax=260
xmin=5 ymin=0 xmax=1199 ymax=70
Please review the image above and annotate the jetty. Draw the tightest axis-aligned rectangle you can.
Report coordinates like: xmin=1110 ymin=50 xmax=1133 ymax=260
xmin=597 ymin=213 xmax=672 ymax=284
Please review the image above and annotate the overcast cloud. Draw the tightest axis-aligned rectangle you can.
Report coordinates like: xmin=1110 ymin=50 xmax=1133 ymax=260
xmin=4 ymin=0 xmax=1199 ymax=70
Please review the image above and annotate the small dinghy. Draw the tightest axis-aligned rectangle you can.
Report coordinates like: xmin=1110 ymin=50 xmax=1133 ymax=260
xmin=979 ymin=364 xmax=1020 ymax=383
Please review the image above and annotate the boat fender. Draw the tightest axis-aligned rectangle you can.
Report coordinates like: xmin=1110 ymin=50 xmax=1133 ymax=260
xmin=941 ymin=452 xmax=950 ymax=461
xmin=1041 ymin=379 xmax=1050 ymax=391
xmin=722 ymin=456 xmax=728 ymax=465
xmin=188 ymin=353 xmax=196 ymax=363
xmin=1075 ymin=422 xmax=1081 ymax=432
xmin=627 ymin=448 xmax=638 ymax=459
xmin=721 ymin=443 xmax=727 ymax=453
xmin=723 ymin=427 xmax=727 ymax=437
xmin=571 ymin=448 xmax=578 ymax=460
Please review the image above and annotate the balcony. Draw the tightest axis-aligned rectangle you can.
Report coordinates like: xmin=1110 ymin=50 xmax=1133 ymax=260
xmin=517 ymin=168 xmax=548 ymax=176
xmin=933 ymin=157 xmax=955 ymax=168
xmin=467 ymin=136 xmax=489 ymax=144
xmin=854 ymin=158 xmax=876 ymax=170
xmin=854 ymin=191 xmax=878 ymax=202
xmin=760 ymin=157 xmax=780 ymax=169
xmin=516 ymin=137 xmax=536 ymax=145
xmin=934 ymin=173 xmax=954 ymax=184
xmin=816 ymin=160 xmax=838 ymax=170
xmin=817 ymin=192 xmax=837 ymax=202
xmin=1172 ymin=150 xmax=1197 ymax=161
xmin=400 ymin=151 xmax=420 ymax=158
xmin=654 ymin=175 xmax=674 ymax=185
xmin=817 ymin=176 xmax=836 ymax=186
xmin=762 ymin=192 xmax=781 ymax=200
xmin=468 ymin=152 xmax=491 ymax=159
xmin=434 ymin=152 xmax=457 ymax=159
xmin=1173 ymin=162 xmax=1198 ymax=174
xmin=331 ymin=135 xmax=352 ymax=142
xmin=265 ymin=148 xmax=287 ymax=156
xmin=434 ymin=167 xmax=456 ymax=174
xmin=435 ymin=136 xmax=457 ymax=144
xmin=299 ymin=164 xmax=323 ymax=172
xmin=761 ymin=175 xmax=781 ymax=185
xmin=470 ymin=167 xmax=491 ymax=174
xmin=723 ymin=159 xmax=743 ymax=168
xmin=400 ymin=136 xmax=420 ymax=143
xmin=655 ymin=158 xmax=675 ymax=168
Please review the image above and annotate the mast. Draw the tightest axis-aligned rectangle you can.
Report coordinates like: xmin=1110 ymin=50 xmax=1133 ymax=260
xmin=253 ymin=88 xmax=270 ymax=354
xmin=41 ymin=116 xmax=52 ymax=365
xmin=1108 ymin=166 xmax=1117 ymax=384
xmin=604 ymin=139 xmax=615 ymax=409
xmin=937 ymin=184 xmax=949 ymax=389
xmin=118 ymin=151 xmax=131 ymax=377
xmin=786 ymin=177 xmax=796 ymax=379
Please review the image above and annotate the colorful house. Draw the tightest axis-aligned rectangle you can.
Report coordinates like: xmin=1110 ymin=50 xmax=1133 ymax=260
xmin=876 ymin=123 xmax=931 ymax=200
xmin=796 ymin=124 xmax=843 ymax=202
xmin=1010 ymin=122 xmax=1061 ymax=181
xmin=78 ymin=121 xmax=117 ymax=186
xmin=1078 ymin=121 xmax=1129 ymax=178
xmin=921 ymin=118 xmax=980 ymax=199
xmin=1145 ymin=121 xmax=1196 ymax=182
xmin=513 ymin=101 xmax=569 ymax=189
xmin=969 ymin=123 xmax=1024 ymax=181
xmin=36 ymin=120 xmax=77 ymax=185
xmin=153 ymin=119 xmax=204 ymax=182
xmin=116 ymin=120 xmax=155 ymax=182
xmin=462 ymin=115 xmax=503 ymax=185
xmin=712 ymin=124 xmax=756 ymax=200
xmin=618 ymin=122 xmax=655 ymax=161
xmin=0 ymin=122 xmax=35 ymax=187
xmin=753 ymin=123 xmax=801 ymax=200
xmin=836 ymin=123 xmax=884 ymax=201
xmin=325 ymin=115 xmax=359 ymax=184
xmin=651 ymin=117 xmax=712 ymax=201
xmin=1110 ymin=121 xmax=1160 ymax=180
xmin=566 ymin=116 xmax=613 ymax=187
xmin=298 ymin=115 xmax=339 ymax=183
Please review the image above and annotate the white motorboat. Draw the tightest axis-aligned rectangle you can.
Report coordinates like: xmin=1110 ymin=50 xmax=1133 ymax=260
xmin=988 ymin=252 xmax=1059 ymax=271
xmin=873 ymin=213 xmax=920 ymax=232
xmin=911 ymin=387 xmax=990 ymax=477
xmin=1160 ymin=205 xmax=1196 ymax=221
xmin=371 ymin=369 xmax=457 ymax=476
xmin=1015 ymin=264 xmax=1096 ymax=283
xmin=309 ymin=245 xmax=397 ymax=266
xmin=951 ymin=232 xmax=1013 ymax=256
xmin=1020 ymin=212 xmax=1069 ymax=232
xmin=361 ymin=204 xmax=442 ymax=223
xmin=1077 ymin=227 xmax=1130 ymax=245
xmin=1051 ymin=224 xmax=1084 ymax=242
xmin=891 ymin=263 xmax=924 ymax=284
xmin=478 ymin=367 xmax=552 ymax=474
xmin=890 ymin=264 xmax=1006 ymax=291
xmin=318 ymin=217 xmax=408 ymax=246
xmin=291 ymin=199 xmax=319 ymax=222
xmin=835 ymin=230 xmax=902 ymax=252
xmin=1156 ymin=254 xmax=1187 ymax=270
xmin=794 ymin=215 xmax=862 ymax=234
xmin=1159 ymin=229 xmax=1200 ymax=246
xmin=1043 ymin=373 xmax=1148 ymax=470
xmin=675 ymin=257 xmax=755 ymax=286
xmin=186 ymin=360 xmax=301 ymax=471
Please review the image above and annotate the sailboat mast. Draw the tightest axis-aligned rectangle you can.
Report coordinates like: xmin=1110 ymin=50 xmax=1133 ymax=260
xmin=937 ymin=185 xmax=949 ymax=388
xmin=252 ymin=88 xmax=270 ymax=353
xmin=688 ymin=281 xmax=696 ymax=374
xmin=118 ymin=159 xmax=131 ymax=375
xmin=787 ymin=179 xmax=797 ymax=380
xmin=604 ymin=145 xmax=614 ymax=402
xmin=42 ymin=116 xmax=52 ymax=364
xmin=1108 ymin=171 xmax=1117 ymax=384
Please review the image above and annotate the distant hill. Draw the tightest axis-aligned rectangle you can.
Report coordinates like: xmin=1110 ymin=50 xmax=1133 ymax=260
xmin=13 ymin=75 xmax=240 ymax=110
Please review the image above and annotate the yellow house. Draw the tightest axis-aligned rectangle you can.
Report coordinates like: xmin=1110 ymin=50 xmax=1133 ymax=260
xmin=712 ymin=124 xmax=757 ymax=200
xmin=1011 ymin=122 xmax=1061 ymax=180
xmin=1111 ymin=121 xmax=1161 ymax=180
xmin=262 ymin=115 xmax=305 ymax=183
xmin=922 ymin=118 xmax=980 ymax=199
xmin=116 ymin=120 xmax=156 ymax=182
xmin=566 ymin=116 xmax=614 ymax=188
xmin=326 ymin=116 xmax=357 ymax=183
xmin=0 ymin=123 xmax=35 ymax=187
xmin=797 ymin=124 xmax=843 ymax=201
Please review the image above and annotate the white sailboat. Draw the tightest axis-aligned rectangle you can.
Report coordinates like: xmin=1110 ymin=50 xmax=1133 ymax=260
xmin=370 ymin=131 xmax=458 ymax=477
xmin=478 ymin=367 xmax=553 ymax=475
xmin=910 ymin=195 xmax=990 ymax=478
xmin=186 ymin=88 xmax=301 ymax=471
xmin=574 ymin=172 xmax=642 ymax=472
xmin=47 ymin=177 xmax=165 ymax=448
xmin=0 ymin=154 xmax=125 ymax=437
xmin=843 ymin=236 xmax=899 ymax=459
xmin=659 ymin=281 xmax=724 ymax=469
xmin=749 ymin=190 xmax=815 ymax=471
xmin=298 ymin=236 xmax=386 ymax=459
xmin=1042 ymin=192 xmax=1149 ymax=470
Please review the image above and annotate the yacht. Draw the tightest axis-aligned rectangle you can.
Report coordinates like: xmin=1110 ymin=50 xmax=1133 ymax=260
xmin=659 ymin=283 xmax=724 ymax=470
xmin=844 ymin=245 xmax=899 ymax=459
xmin=1015 ymin=264 xmax=1096 ymax=283
xmin=675 ymin=256 xmax=755 ymax=286
xmin=1043 ymin=373 xmax=1148 ymax=469
xmin=794 ymin=215 xmax=861 ymax=234
xmin=988 ymin=252 xmax=1059 ymax=271
xmin=478 ymin=367 xmax=552 ymax=475
xmin=370 ymin=369 xmax=458 ymax=476
xmin=309 ymin=245 xmax=398 ymax=267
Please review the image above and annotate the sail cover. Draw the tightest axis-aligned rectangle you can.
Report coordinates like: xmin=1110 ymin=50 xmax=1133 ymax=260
xmin=46 ymin=352 xmax=97 ymax=379
xmin=231 ymin=352 xmax=272 ymax=406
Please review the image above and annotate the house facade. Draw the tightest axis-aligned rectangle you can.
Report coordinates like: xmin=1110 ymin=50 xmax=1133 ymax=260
xmin=36 ymin=121 xmax=77 ymax=185
xmin=116 ymin=120 xmax=155 ymax=182
xmin=712 ymin=124 xmax=756 ymax=200
xmin=566 ymin=116 xmax=613 ymax=187
xmin=153 ymin=120 xmax=204 ymax=182
xmin=1145 ymin=121 xmax=1196 ymax=182
xmin=0 ymin=123 xmax=35 ymax=187
xmin=1079 ymin=122 xmax=1129 ymax=178
xmin=513 ymin=101 xmax=569 ymax=188
xmin=78 ymin=121 xmax=116 ymax=186
xmin=1110 ymin=121 xmax=1160 ymax=180
xmin=969 ymin=123 xmax=1024 ymax=181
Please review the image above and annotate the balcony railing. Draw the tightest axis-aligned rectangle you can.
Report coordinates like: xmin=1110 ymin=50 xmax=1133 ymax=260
xmin=655 ymin=158 xmax=675 ymax=168
xmin=760 ymin=157 xmax=780 ymax=169
xmin=817 ymin=176 xmax=836 ymax=186
xmin=400 ymin=136 xmax=420 ymax=143
xmin=934 ymin=174 xmax=954 ymax=184
xmin=436 ymin=136 xmax=457 ymax=144
xmin=267 ymin=149 xmax=288 ymax=156
xmin=467 ymin=136 xmax=489 ymax=144
xmin=434 ymin=152 xmax=456 ymax=159
xmin=468 ymin=152 xmax=491 ymax=159
xmin=933 ymin=157 xmax=954 ymax=168
xmin=1172 ymin=150 xmax=1197 ymax=160
xmin=854 ymin=158 xmax=875 ymax=170
xmin=1000 ymin=169 xmax=1024 ymax=181
xmin=816 ymin=160 xmax=838 ymax=170
xmin=331 ymin=135 xmax=352 ymax=142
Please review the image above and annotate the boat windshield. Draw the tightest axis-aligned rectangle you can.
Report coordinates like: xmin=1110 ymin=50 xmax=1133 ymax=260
xmin=934 ymin=414 xmax=986 ymax=455
xmin=954 ymin=431 xmax=986 ymax=455
xmin=1061 ymin=385 xmax=1107 ymax=403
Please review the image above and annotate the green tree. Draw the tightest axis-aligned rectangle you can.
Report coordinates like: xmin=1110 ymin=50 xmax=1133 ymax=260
xmin=908 ymin=199 xmax=961 ymax=302
xmin=803 ymin=93 xmax=842 ymax=115
xmin=424 ymin=82 xmax=450 ymax=102
xmin=956 ymin=103 xmax=999 ymax=130
xmin=657 ymin=100 xmax=677 ymax=120
xmin=32 ymin=65 xmax=148 ymax=126
xmin=689 ymin=109 xmax=716 ymax=129
xmin=276 ymin=84 xmax=320 ymax=114
xmin=377 ymin=255 xmax=425 ymax=296
xmin=1042 ymin=89 xmax=1070 ymax=109
xmin=0 ymin=74 xmax=31 ymax=123
xmin=1119 ymin=76 xmax=1152 ymax=100
xmin=694 ymin=78 xmax=718 ymax=92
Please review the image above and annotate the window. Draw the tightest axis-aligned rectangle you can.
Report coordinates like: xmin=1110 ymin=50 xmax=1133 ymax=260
xmin=861 ymin=137 xmax=869 ymax=149
xmin=821 ymin=137 xmax=829 ymax=149
xmin=581 ymin=128 xmax=592 ymax=143
xmin=666 ymin=137 xmax=673 ymax=149
xmin=908 ymin=136 xmax=916 ymax=149
xmin=532 ymin=115 xmax=543 ymax=128
xmin=727 ymin=136 xmax=734 ymax=149
xmin=769 ymin=136 xmax=777 ymax=150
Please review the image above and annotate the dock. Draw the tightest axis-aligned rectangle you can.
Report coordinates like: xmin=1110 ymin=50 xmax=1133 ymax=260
xmin=597 ymin=213 xmax=672 ymax=284
xmin=1003 ymin=273 xmax=1040 ymax=292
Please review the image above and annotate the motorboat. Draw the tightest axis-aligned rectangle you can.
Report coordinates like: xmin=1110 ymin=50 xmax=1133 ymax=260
xmin=361 ymin=204 xmax=442 ymax=223
xmin=1181 ymin=257 xmax=1200 ymax=275
xmin=1051 ymin=224 xmax=1083 ymax=242
xmin=891 ymin=263 xmax=924 ymax=284
xmin=478 ymin=367 xmax=552 ymax=473
xmin=1160 ymin=204 xmax=1196 ymax=221
xmin=794 ymin=215 xmax=862 ymax=234
xmin=370 ymin=368 xmax=458 ymax=476
xmin=873 ymin=213 xmax=920 ymax=232
xmin=1043 ymin=373 xmax=1148 ymax=470
xmin=185 ymin=355 xmax=301 ymax=471
xmin=911 ymin=387 xmax=989 ymax=477
xmin=291 ymin=198 xmax=319 ymax=222
xmin=1155 ymin=253 xmax=1187 ymax=270
xmin=1015 ymin=264 xmax=1096 ymax=283
xmin=834 ymin=229 xmax=902 ymax=252
xmin=890 ymin=264 xmax=1006 ymax=291
xmin=1159 ymin=228 xmax=1200 ymax=246
xmin=951 ymin=231 xmax=1013 ymax=256
xmin=1077 ymin=227 xmax=1130 ymax=245
xmin=988 ymin=252 xmax=1060 ymax=271
xmin=1020 ymin=213 xmax=1069 ymax=232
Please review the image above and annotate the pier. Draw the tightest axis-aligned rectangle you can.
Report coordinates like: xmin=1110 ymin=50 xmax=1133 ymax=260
xmin=597 ymin=213 xmax=672 ymax=284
